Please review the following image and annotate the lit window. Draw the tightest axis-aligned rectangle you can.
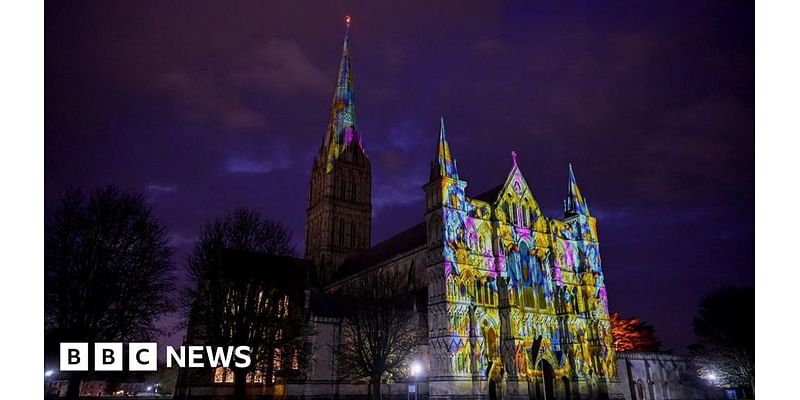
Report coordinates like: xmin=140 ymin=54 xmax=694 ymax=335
xmin=273 ymin=348 xmax=282 ymax=373
xmin=246 ymin=370 xmax=264 ymax=384
xmin=213 ymin=367 xmax=234 ymax=383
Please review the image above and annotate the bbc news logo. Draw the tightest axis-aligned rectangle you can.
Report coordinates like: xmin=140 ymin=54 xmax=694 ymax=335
xmin=59 ymin=343 xmax=251 ymax=371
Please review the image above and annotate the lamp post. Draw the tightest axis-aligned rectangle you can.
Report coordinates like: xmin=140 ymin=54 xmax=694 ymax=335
xmin=409 ymin=361 xmax=423 ymax=400
xmin=44 ymin=370 xmax=52 ymax=398
xmin=44 ymin=369 xmax=56 ymax=397
xmin=704 ymin=371 xmax=719 ymax=386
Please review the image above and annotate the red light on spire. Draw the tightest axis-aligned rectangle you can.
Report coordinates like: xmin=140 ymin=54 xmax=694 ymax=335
xmin=346 ymin=15 xmax=351 ymax=25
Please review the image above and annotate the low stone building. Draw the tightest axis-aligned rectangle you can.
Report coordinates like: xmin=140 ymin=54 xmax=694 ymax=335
xmin=612 ymin=352 xmax=710 ymax=400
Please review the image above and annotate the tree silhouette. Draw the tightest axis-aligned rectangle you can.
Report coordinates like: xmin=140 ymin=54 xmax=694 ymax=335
xmin=45 ymin=186 xmax=174 ymax=399
xmin=609 ymin=313 xmax=661 ymax=352
xmin=336 ymin=268 xmax=423 ymax=399
xmin=183 ymin=208 xmax=309 ymax=400
xmin=690 ymin=286 xmax=754 ymax=394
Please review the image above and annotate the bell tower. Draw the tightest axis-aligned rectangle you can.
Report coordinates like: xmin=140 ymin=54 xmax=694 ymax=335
xmin=305 ymin=16 xmax=371 ymax=284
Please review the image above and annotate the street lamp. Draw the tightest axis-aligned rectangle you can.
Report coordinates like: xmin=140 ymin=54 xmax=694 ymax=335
xmin=44 ymin=370 xmax=55 ymax=398
xmin=409 ymin=361 xmax=423 ymax=400
xmin=410 ymin=361 xmax=423 ymax=377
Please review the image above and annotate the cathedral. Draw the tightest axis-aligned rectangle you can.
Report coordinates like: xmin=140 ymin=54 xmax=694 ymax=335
xmin=178 ymin=18 xmax=708 ymax=400
xmin=301 ymin=18 xmax=617 ymax=399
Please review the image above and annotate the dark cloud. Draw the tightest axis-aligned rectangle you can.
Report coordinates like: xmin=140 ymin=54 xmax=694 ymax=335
xmin=154 ymin=38 xmax=330 ymax=130
xmin=46 ymin=0 xmax=754 ymax=351
xmin=231 ymin=39 xmax=330 ymax=95
xmin=156 ymin=70 xmax=270 ymax=130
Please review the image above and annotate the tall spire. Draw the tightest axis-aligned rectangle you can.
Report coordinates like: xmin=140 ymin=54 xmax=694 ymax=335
xmin=430 ymin=116 xmax=459 ymax=180
xmin=564 ymin=163 xmax=590 ymax=216
xmin=322 ymin=16 xmax=360 ymax=172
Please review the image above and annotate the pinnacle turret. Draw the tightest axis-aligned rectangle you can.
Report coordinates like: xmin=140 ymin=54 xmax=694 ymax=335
xmin=564 ymin=163 xmax=590 ymax=216
xmin=429 ymin=116 xmax=459 ymax=181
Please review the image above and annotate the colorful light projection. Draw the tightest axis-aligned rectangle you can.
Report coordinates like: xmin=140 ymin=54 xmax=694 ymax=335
xmin=322 ymin=16 xmax=361 ymax=172
xmin=430 ymin=122 xmax=616 ymax=385
xmin=564 ymin=163 xmax=590 ymax=216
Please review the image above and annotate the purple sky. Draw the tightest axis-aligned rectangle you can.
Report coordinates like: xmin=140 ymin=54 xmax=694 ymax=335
xmin=46 ymin=1 xmax=753 ymax=351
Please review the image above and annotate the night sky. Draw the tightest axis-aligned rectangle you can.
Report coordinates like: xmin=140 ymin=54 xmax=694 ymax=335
xmin=45 ymin=1 xmax=754 ymax=351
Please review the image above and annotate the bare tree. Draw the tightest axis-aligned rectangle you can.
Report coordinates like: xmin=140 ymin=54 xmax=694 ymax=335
xmin=183 ymin=208 xmax=294 ymax=299
xmin=336 ymin=267 xmax=423 ymax=399
xmin=45 ymin=186 xmax=174 ymax=399
xmin=690 ymin=286 xmax=754 ymax=395
xmin=183 ymin=208 xmax=309 ymax=399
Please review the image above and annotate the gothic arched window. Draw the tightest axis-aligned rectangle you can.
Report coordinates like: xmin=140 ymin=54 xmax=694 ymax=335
xmin=520 ymin=242 xmax=531 ymax=286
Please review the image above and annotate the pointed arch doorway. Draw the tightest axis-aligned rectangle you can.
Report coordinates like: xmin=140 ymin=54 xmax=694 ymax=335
xmin=561 ymin=376 xmax=571 ymax=400
xmin=534 ymin=360 xmax=555 ymax=400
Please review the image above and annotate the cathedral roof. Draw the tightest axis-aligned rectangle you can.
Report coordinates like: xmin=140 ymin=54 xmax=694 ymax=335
xmin=219 ymin=250 xmax=318 ymax=288
xmin=326 ymin=184 xmax=513 ymax=286
xmin=310 ymin=284 xmax=428 ymax=318
xmin=333 ymin=221 xmax=427 ymax=281
xmin=309 ymin=291 xmax=345 ymax=317
xmin=472 ymin=184 xmax=504 ymax=204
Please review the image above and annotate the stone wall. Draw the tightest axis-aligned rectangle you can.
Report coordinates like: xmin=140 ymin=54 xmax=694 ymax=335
xmin=609 ymin=352 xmax=710 ymax=400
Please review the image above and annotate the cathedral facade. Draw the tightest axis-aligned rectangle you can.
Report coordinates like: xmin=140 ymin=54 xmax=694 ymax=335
xmin=301 ymin=19 xmax=617 ymax=400
xmin=419 ymin=123 xmax=617 ymax=399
